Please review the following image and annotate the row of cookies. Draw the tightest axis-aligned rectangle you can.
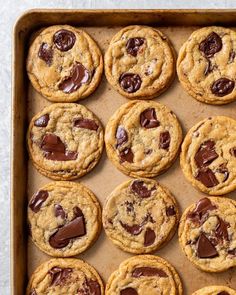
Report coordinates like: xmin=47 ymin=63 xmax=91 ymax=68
xmin=28 ymin=101 xmax=236 ymax=195
xmin=27 ymin=24 xmax=236 ymax=105
xmin=28 ymin=180 xmax=236 ymax=273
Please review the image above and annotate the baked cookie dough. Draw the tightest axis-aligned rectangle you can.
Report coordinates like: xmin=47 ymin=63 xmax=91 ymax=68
xmin=103 ymin=178 xmax=179 ymax=254
xmin=28 ymin=182 xmax=102 ymax=257
xmin=180 ymin=116 xmax=236 ymax=195
xmin=192 ymin=285 xmax=236 ymax=295
xmin=27 ymin=103 xmax=104 ymax=180
xmin=106 ymin=255 xmax=183 ymax=295
xmin=27 ymin=258 xmax=104 ymax=295
xmin=27 ymin=25 xmax=103 ymax=102
xmin=177 ymin=26 xmax=236 ymax=105
xmin=105 ymin=25 xmax=175 ymax=99
xmin=105 ymin=100 xmax=182 ymax=178
xmin=179 ymin=197 xmax=236 ymax=272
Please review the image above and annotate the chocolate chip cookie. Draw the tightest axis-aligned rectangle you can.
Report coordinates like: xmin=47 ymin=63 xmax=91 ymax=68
xmin=177 ymin=26 xmax=236 ymax=105
xmin=180 ymin=116 xmax=236 ymax=195
xmin=28 ymin=181 xmax=102 ymax=257
xmin=103 ymin=179 xmax=179 ymax=254
xmin=106 ymin=255 xmax=183 ymax=295
xmin=105 ymin=100 xmax=182 ymax=178
xmin=27 ymin=25 xmax=103 ymax=102
xmin=27 ymin=258 xmax=104 ymax=295
xmin=27 ymin=103 xmax=104 ymax=180
xmin=105 ymin=25 xmax=175 ymax=99
xmin=192 ymin=286 xmax=236 ymax=295
xmin=179 ymin=197 xmax=236 ymax=272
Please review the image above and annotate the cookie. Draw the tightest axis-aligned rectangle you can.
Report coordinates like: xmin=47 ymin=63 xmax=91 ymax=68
xmin=106 ymin=255 xmax=183 ymax=295
xmin=28 ymin=181 xmax=102 ymax=257
xmin=105 ymin=25 xmax=175 ymax=99
xmin=105 ymin=100 xmax=182 ymax=178
xmin=27 ymin=25 xmax=103 ymax=102
xmin=27 ymin=258 xmax=104 ymax=295
xmin=177 ymin=26 xmax=236 ymax=105
xmin=180 ymin=116 xmax=236 ymax=195
xmin=192 ymin=285 xmax=236 ymax=295
xmin=27 ymin=103 xmax=104 ymax=180
xmin=103 ymin=178 xmax=179 ymax=254
xmin=178 ymin=197 xmax=236 ymax=272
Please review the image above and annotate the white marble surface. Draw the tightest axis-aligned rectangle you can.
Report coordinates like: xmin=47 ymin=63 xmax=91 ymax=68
xmin=1 ymin=1 xmax=236 ymax=293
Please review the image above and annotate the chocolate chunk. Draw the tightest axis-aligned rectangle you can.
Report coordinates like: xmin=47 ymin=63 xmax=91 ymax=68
xmin=49 ymin=267 xmax=72 ymax=286
xmin=132 ymin=267 xmax=167 ymax=278
xmin=144 ymin=228 xmax=156 ymax=246
xmin=49 ymin=211 xmax=86 ymax=248
xmin=73 ymin=206 xmax=84 ymax=218
xmin=29 ymin=289 xmax=37 ymax=295
xmin=53 ymin=29 xmax=76 ymax=51
xmin=229 ymin=50 xmax=235 ymax=63
xmin=217 ymin=292 xmax=230 ymax=295
xmin=228 ymin=249 xmax=236 ymax=256
xmin=74 ymin=118 xmax=98 ymax=131
xmin=194 ymin=140 xmax=218 ymax=168
xmin=78 ymin=278 xmax=101 ymax=295
xmin=166 ymin=205 xmax=176 ymax=216
xmin=120 ymin=287 xmax=138 ymax=295
xmin=159 ymin=131 xmax=170 ymax=150
xmin=196 ymin=168 xmax=219 ymax=188
xmin=41 ymin=133 xmax=77 ymax=161
xmin=116 ymin=126 xmax=128 ymax=147
xmin=59 ymin=62 xmax=90 ymax=93
xmin=187 ymin=197 xmax=216 ymax=223
xmin=211 ymin=78 xmax=235 ymax=97
xmin=216 ymin=163 xmax=229 ymax=182
xmin=131 ymin=180 xmax=155 ymax=198
xmin=120 ymin=147 xmax=134 ymax=163
xmin=140 ymin=108 xmax=160 ymax=129
xmin=34 ymin=114 xmax=50 ymax=127
xmin=29 ymin=190 xmax=49 ymax=213
xmin=38 ymin=43 xmax=53 ymax=66
xmin=126 ymin=37 xmax=145 ymax=56
xmin=199 ymin=32 xmax=222 ymax=58
xmin=119 ymin=73 xmax=142 ymax=93
xmin=120 ymin=221 xmax=142 ymax=235
xmin=215 ymin=217 xmax=229 ymax=242
xmin=229 ymin=147 xmax=236 ymax=157
xmin=204 ymin=59 xmax=214 ymax=76
xmin=54 ymin=204 xmax=66 ymax=219
xmin=196 ymin=233 xmax=218 ymax=258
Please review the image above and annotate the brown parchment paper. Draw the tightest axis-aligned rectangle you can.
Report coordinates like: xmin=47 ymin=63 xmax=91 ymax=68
xmin=26 ymin=26 xmax=236 ymax=294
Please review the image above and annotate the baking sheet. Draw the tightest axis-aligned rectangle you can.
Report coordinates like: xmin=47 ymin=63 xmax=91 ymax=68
xmin=24 ymin=25 xmax=236 ymax=293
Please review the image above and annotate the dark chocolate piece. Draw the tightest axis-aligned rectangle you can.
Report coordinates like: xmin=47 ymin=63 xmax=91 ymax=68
xmin=131 ymin=180 xmax=155 ymax=198
xmin=119 ymin=73 xmax=141 ymax=93
xmin=199 ymin=32 xmax=222 ymax=58
xmin=116 ymin=126 xmax=128 ymax=147
xmin=41 ymin=133 xmax=78 ymax=161
xmin=159 ymin=131 xmax=170 ymax=150
xmin=196 ymin=233 xmax=218 ymax=258
xmin=59 ymin=62 xmax=90 ymax=93
xmin=120 ymin=221 xmax=143 ymax=235
xmin=140 ymin=108 xmax=160 ymax=129
xmin=194 ymin=140 xmax=218 ymax=168
xmin=144 ymin=228 xmax=156 ymax=246
xmin=126 ymin=37 xmax=145 ymax=56
xmin=49 ymin=267 xmax=72 ymax=286
xmin=74 ymin=118 xmax=98 ymax=131
xmin=132 ymin=267 xmax=167 ymax=278
xmin=53 ymin=29 xmax=76 ymax=51
xmin=34 ymin=114 xmax=50 ymax=127
xmin=196 ymin=168 xmax=219 ymax=188
xmin=211 ymin=78 xmax=235 ymax=97
xmin=38 ymin=43 xmax=53 ymax=66
xmin=29 ymin=190 xmax=49 ymax=213
xmin=120 ymin=147 xmax=134 ymax=163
